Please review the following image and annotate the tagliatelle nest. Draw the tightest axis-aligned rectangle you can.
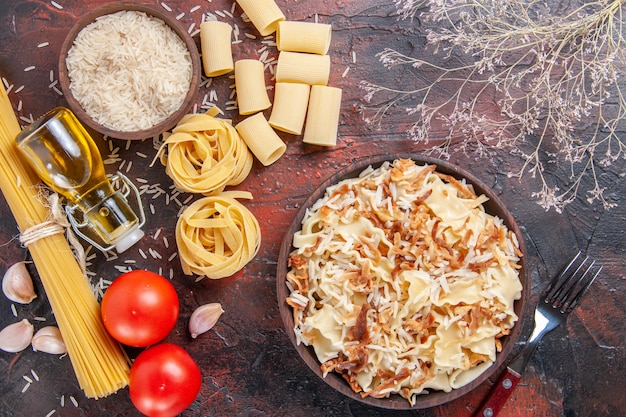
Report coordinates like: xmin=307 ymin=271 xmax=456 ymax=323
xmin=176 ymin=191 xmax=261 ymax=279
xmin=285 ymin=159 xmax=523 ymax=405
xmin=155 ymin=108 xmax=253 ymax=196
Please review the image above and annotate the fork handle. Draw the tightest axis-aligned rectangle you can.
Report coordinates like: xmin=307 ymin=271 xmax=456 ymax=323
xmin=474 ymin=367 xmax=522 ymax=417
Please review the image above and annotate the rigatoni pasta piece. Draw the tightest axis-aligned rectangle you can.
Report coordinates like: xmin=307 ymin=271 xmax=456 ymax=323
xmin=200 ymin=21 xmax=234 ymax=77
xmin=235 ymin=59 xmax=271 ymax=115
xmin=277 ymin=21 xmax=332 ymax=55
xmin=269 ymin=82 xmax=310 ymax=135
xmin=235 ymin=113 xmax=286 ymax=166
xmin=235 ymin=0 xmax=285 ymax=36
xmin=303 ymin=85 xmax=342 ymax=147
xmin=275 ymin=51 xmax=330 ymax=86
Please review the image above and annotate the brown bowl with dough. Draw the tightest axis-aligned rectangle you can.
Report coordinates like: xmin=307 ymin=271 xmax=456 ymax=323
xmin=276 ymin=153 xmax=528 ymax=409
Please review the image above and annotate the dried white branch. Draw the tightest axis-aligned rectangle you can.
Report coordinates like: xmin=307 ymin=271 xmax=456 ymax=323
xmin=362 ymin=0 xmax=626 ymax=212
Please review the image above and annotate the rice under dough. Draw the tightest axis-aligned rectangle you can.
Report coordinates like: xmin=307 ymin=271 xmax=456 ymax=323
xmin=66 ymin=10 xmax=193 ymax=132
xmin=285 ymin=159 xmax=523 ymax=405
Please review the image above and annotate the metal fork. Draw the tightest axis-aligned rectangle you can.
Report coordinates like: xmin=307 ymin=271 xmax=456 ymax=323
xmin=474 ymin=251 xmax=602 ymax=417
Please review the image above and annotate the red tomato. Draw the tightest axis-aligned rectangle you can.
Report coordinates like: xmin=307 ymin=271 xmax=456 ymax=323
xmin=130 ymin=343 xmax=202 ymax=417
xmin=101 ymin=270 xmax=179 ymax=347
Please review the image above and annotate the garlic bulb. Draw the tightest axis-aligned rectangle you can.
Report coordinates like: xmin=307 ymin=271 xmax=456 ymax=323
xmin=2 ymin=261 xmax=37 ymax=304
xmin=31 ymin=326 xmax=67 ymax=355
xmin=189 ymin=303 xmax=224 ymax=339
xmin=0 ymin=319 xmax=34 ymax=353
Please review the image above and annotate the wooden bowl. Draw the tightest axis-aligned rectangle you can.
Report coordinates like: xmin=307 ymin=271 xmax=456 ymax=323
xmin=276 ymin=154 xmax=528 ymax=409
xmin=58 ymin=2 xmax=201 ymax=140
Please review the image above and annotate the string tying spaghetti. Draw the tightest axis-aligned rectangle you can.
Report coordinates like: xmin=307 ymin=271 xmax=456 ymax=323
xmin=19 ymin=193 xmax=87 ymax=275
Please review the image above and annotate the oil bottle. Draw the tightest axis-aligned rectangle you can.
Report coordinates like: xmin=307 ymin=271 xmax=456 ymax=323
xmin=16 ymin=107 xmax=144 ymax=252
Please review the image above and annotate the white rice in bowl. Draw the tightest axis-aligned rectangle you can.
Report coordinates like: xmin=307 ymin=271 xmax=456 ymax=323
xmin=65 ymin=10 xmax=193 ymax=132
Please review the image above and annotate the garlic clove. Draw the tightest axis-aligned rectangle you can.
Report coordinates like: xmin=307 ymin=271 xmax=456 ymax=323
xmin=31 ymin=325 xmax=67 ymax=355
xmin=0 ymin=319 xmax=34 ymax=353
xmin=189 ymin=303 xmax=224 ymax=339
xmin=2 ymin=261 xmax=37 ymax=304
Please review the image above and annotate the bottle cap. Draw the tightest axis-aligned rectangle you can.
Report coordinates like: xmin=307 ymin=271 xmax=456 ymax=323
xmin=114 ymin=226 xmax=145 ymax=253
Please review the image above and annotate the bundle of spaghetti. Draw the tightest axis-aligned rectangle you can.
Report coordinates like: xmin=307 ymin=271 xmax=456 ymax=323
xmin=0 ymin=84 xmax=130 ymax=398
xmin=176 ymin=191 xmax=261 ymax=279
xmin=155 ymin=107 xmax=253 ymax=195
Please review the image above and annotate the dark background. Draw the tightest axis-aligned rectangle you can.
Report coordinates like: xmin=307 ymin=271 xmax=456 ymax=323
xmin=0 ymin=1 xmax=624 ymax=416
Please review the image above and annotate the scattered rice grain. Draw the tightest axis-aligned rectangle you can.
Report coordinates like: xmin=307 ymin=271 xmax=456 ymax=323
xmin=30 ymin=370 xmax=39 ymax=381
xmin=190 ymin=5 xmax=201 ymax=13
xmin=38 ymin=42 xmax=50 ymax=48
xmin=50 ymin=1 xmax=63 ymax=10
xmin=10 ymin=304 xmax=17 ymax=317
xmin=23 ymin=66 xmax=35 ymax=72
xmin=342 ymin=67 xmax=350 ymax=77
xmin=160 ymin=2 xmax=172 ymax=11
xmin=70 ymin=396 xmax=78 ymax=407
xmin=103 ymin=251 xmax=119 ymax=262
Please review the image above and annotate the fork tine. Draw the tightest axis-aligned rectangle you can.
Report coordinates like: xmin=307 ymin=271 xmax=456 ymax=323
xmin=545 ymin=251 xmax=601 ymax=313
xmin=545 ymin=251 xmax=582 ymax=302
xmin=560 ymin=265 xmax=601 ymax=313
xmin=551 ymin=257 xmax=593 ymax=306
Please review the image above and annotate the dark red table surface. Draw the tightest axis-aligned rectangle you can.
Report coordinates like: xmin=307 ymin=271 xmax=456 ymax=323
xmin=0 ymin=1 xmax=624 ymax=416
